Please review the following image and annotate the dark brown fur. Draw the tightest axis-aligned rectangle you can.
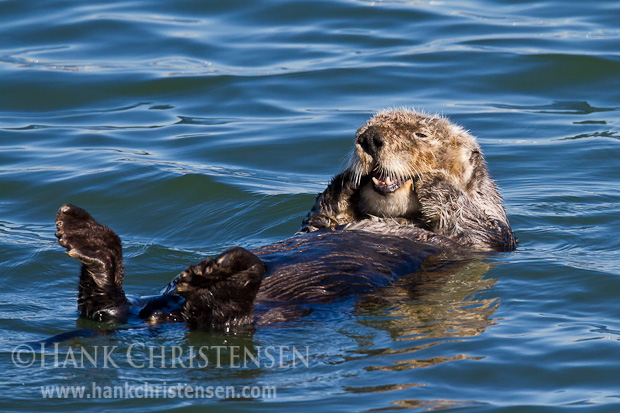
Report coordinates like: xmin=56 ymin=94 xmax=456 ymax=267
xmin=54 ymin=109 xmax=516 ymax=332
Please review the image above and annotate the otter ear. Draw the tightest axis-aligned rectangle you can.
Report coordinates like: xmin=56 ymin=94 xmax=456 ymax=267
xmin=470 ymin=149 xmax=482 ymax=166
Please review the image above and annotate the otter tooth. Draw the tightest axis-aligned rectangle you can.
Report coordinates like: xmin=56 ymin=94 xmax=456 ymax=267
xmin=372 ymin=177 xmax=380 ymax=186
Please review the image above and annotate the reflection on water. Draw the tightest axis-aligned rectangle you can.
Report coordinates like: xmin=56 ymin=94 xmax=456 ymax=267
xmin=26 ymin=256 xmax=499 ymax=410
xmin=343 ymin=259 xmax=497 ymax=409
xmin=374 ymin=399 xmax=487 ymax=412
xmin=358 ymin=260 xmax=497 ymax=342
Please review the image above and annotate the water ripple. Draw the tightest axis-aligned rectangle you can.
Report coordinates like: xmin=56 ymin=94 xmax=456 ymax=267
xmin=1 ymin=0 xmax=620 ymax=410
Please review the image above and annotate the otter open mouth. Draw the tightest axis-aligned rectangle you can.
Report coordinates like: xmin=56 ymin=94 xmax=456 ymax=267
xmin=370 ymin=170 xmax=404 ymax=194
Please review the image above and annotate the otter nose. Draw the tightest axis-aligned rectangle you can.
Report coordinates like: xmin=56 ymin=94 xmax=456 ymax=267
xmin=356 ymin=126 xmax=384 ymax=157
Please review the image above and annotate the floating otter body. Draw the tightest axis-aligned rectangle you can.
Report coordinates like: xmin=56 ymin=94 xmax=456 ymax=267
xmin=55 ymin=109 xmax=516 ymax=332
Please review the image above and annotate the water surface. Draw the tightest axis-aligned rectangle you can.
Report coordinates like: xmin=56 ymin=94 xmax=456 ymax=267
xmin=1 ymin=0 xmax=619 ymax=411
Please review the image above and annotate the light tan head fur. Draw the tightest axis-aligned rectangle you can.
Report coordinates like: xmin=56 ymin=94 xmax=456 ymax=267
xmin=347 ymin=109 xmax=508 ymax=224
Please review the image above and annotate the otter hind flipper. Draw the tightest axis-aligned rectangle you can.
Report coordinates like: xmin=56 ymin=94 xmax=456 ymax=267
xmin=176 ymin=247 xmax=266 ymax=331
xmin=55 ymin=204 xmax=129 ymax=323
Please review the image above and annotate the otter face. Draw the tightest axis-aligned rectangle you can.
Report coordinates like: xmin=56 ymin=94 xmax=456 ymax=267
xmin=348 ymin=109 xmax=482 ymax=219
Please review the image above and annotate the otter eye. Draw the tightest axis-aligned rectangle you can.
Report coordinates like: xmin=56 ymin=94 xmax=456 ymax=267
xmin=414 ymin=132 xmax=427 ymax=138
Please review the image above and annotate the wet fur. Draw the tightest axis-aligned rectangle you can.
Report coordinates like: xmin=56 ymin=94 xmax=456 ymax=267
xmin=55 ymin=109 xmax=516 ymax=332
xmin=56 ymin=204 xmax=455 ymax=331
xmin=300 ymin=109 xmax=516 ymax=251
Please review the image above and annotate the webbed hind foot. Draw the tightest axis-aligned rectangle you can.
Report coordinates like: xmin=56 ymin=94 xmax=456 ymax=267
xmin=56 ymin=204 xmax=128 ymax=322
xmin=176 ymin=247 xmax=266 ymax=331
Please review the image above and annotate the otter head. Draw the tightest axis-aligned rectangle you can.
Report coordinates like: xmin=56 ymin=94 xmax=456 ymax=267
xmin=347 ymin=109 xmax=487 ymax=219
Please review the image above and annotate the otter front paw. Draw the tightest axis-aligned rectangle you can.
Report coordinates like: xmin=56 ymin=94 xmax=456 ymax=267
xmin=415 ymin=173 xmax=455 ymax=224
xmin=177 ymin=247 xmax=266 ymax=331
xmin=298 ymin=171 xmax=362 ymax=233
xmin=415 ymin=174 xmax=516 ymax=251
xmin=299 ymin=211 xmax=339 ymax=233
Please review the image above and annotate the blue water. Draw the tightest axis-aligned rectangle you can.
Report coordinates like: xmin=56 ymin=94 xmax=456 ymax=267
xmin=1 ymin=0 xmax=619 ymax=411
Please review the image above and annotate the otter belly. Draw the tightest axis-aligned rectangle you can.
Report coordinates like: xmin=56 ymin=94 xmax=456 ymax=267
xmin=253 ymin=227 xmax=436 ymax=303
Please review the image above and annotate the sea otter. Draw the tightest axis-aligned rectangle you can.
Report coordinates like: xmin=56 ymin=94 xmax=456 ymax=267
xmin=55 ymin=109 xmax=516 ymax=332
